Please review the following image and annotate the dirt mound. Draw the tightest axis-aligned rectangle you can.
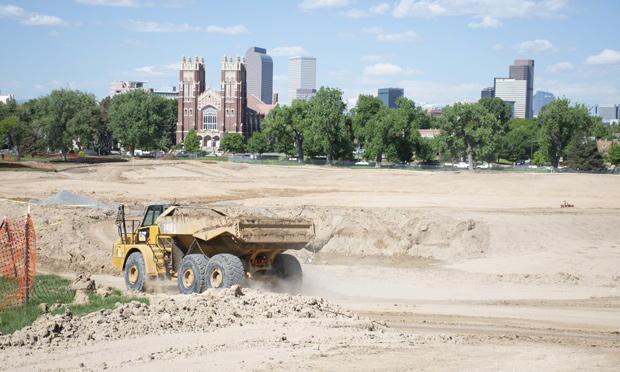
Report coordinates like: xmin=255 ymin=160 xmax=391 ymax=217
xmin=161 ymin=153 xmax=179 ymax=160
xmin=0 ymin=288 xmax=371 ymax=350
xmin=40 ymin=190 xmax=109 ymax=210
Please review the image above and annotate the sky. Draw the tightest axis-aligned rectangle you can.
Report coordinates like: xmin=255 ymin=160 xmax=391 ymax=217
xmin=1 ymin=0 xmax=619 ymax=109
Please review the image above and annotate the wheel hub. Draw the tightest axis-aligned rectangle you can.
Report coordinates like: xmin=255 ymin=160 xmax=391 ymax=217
xmin=128 ymin=265 xmax=138 ymax=285
xmin=210 ymin=267 xmax=223 ymax=288
xmin=182 ymin=268 xmax=195 ymax=289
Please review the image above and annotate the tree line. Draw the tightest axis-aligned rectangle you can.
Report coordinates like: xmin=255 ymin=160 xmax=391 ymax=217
xmin=2 ymin=86 xmax=618 ymax=171
xmin=0 ymin=89 xmax=177 ymax=161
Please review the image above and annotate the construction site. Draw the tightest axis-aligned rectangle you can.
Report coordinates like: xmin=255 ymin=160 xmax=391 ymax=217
xmin=0 ymin=159 xmax=619 ymax=371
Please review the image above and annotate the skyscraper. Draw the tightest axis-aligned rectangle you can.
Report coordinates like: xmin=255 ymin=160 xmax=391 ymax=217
xmin=533 ymin=91 xmax=555 ymax=117
xmin=378 ymin=88 xmax=404 ymax=109
xmin=509 ymin=59 xmax=534 ymax=119
xmin=480 ymin=87 xmax=495 ymax=99
xmin=288 ymin=56 xmax=316 ymax=104
xmin=245 ymin=47 xmax=273 ymax=104
xmin=494 ymin=78 xmax=527 ymax=118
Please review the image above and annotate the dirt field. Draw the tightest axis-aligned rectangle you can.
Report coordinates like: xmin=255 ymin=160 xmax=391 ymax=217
xmin=1 ymin=160 xmax=619 ymax=371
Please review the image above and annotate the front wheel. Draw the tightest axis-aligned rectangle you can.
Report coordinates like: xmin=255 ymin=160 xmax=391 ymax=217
xmin=125 ymin=252 xmax=146 ymax=292
xmin=205 ymin=254 xmax=245 ymax=289
xmin=272 ymin=254 xmax=303 ymax=294
xmin=178 ymin=255 xmax=209 ymax=294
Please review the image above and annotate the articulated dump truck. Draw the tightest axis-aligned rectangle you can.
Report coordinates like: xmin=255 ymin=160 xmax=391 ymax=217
xmin=111 ymin=204 xmax=315 ymax=294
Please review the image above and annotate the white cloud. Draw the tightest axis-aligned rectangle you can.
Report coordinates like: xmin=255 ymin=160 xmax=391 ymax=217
xmin=377 ymin=30 xmax=418 ymax=42
xmin=398 ymin=79 xmax=483 ymax=105
xmin=585 ymin=49 xmax=620 ymax=65
xmin=468 ymin=15 xmax=502 ymax=28
xmin=0 ymin=5 xmax=69 ymax=26
xmin=492 ymin=43 xmax=503 ymax=50
xmin=299 ymin=0 xmax=349 ymax=10
xmin=370 ymin=3 xmax=390 ymax=15
xmin=48 ymin=30 xmax=60 ymax=37
xmin=545 ymin=62 xmax=574 ymax=74
xmin=363 ymin=27 xmax=418 ymax=42
xmin=364 ymin=62 xmax=421 ymax=76
xmin=536 ymin=78 xmax=620 ymax=105
xmin=122 ymin=20 xmax=201 ymax=32
xmin=392 ymin=0 xmax=571 ymax=20
xmin=269 ymin=46 xmax=310 ymax=56
xmin=205 ymin=25 xmax=249 ymax=35
xmin=75 ymin=0 xmax=146 ymax=7
xmin=359 ymin=76 xmax=386 ymax=85
xmin=341 ymin=8 xmax=368 ymax=18
xmin=512 ymin=39 xmax=558 ymax=55
xmin=336 ymin=32 xmax=355 ymax=38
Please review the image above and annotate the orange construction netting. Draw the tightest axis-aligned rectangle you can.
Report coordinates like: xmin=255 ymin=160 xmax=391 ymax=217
xmin=0 ymin=214 xmax=36 ymax=312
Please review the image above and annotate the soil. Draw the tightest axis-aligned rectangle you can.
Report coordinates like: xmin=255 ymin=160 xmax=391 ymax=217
xmin=0 ymin=159 xmax=619 ymax=371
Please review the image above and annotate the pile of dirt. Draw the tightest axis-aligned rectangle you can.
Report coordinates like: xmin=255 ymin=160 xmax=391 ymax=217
xmin=0 ymin=287 xmax=375 ymax=350
xmin=39 ymin=190 xmax=109 ymax=210
xmin=161 ymin=153 xmax=179 ymax=161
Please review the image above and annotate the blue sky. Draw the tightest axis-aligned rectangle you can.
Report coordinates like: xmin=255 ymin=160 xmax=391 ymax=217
xmin=1 ymin=0 xmax=619 ymax=109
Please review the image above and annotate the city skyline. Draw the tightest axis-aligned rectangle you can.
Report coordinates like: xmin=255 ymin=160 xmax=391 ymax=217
xmin=1 ymin=1 xmax=619 ymax=108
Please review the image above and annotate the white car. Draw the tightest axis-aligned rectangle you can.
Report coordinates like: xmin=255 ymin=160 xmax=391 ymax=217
xmin=453 ymin=162 xmax=468 ymax=169
xmin=476 ymin=163 xmax=489 ymax=169
xmin=355 ymin=161 xmax=369 ymax=165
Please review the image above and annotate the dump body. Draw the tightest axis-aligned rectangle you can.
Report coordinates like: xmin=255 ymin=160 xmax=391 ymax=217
xmin=112 ymin=204 xmax=314 ymax=283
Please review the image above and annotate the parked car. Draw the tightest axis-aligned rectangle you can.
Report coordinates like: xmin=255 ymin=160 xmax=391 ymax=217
xmin=476 ymin=162 xmax=489 ymax=169
xmin=515 ymin=159 xmax=526 ymax=165
xmin=355 ymin=161 xmax=369 ymax=166
xmin=453 ymin=162 xmax=469 ymax=169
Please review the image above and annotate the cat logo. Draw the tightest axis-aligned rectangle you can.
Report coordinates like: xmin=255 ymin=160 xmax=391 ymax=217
xmin=139 ymin=230 xmax=147 ymax=242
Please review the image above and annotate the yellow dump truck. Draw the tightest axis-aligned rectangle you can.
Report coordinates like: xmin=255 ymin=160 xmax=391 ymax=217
xmin=111 ymin=204 xmax=314 ymax=294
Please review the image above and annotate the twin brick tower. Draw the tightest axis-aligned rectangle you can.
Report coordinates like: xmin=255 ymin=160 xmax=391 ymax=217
xmin=177 ymin=53 xmax=273 ymax=150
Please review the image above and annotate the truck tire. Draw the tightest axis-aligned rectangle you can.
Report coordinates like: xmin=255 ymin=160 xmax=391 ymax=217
xmin=178 ymin=255 xmax=209 ymax=294
xmin=125 ymin=252 xmax=146 ymax=292
xmin=205 ymin=254 xmax=245 ymax=289
xmin=273 ymin=254 xmax=303 ymax=294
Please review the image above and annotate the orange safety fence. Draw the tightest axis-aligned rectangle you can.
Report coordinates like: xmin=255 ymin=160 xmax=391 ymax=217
xmin=0 ymin=213 xmax=36 ymax=312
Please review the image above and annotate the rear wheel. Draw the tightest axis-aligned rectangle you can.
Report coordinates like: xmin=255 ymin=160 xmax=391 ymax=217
xmin=205 ymin=254 xmax=245 ymax=289
xmin=272 ymin=254 xmax=303 ymax=294
xmin=178 ymin=255 xmax=209 ymax=294
xmin=125 ymin=252 xmax=146 ymax=292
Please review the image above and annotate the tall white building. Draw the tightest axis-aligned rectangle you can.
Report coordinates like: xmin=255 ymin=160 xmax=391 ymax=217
xmin=288 ymin=56 xmax=316 ymax=104
xmin=494 ymin=78 xmax=527 ymax=119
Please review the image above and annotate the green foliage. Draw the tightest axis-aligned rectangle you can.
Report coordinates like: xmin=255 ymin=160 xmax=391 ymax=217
xmin=19 ymin=126 xmax=46 ymax=156
xmin=108 ymin=90 xmax=172 ymax=155
xmin=590 ymin=117 xmax=615 ymax=140
xmin=537 ymin=98 xmax=595 ymax=169
xmin=564 ymin=137 xmax=605 ymax=171
xmin=96 ymin=96 xmax=114 ymax=154
xmin=478 ymin=97 xmax=512 ymax=131
xmin=532 ymin=150 xmax=545 ymax=166
xmin=503 ymin=124 xmax=538 ymax=162
xmin=220 ymin=132 xmax=246 ymax=153
xmin=0 ymin=275 xmax=148 ymax=335
xmin=436 ymin=102 xmax=502 ymax=169
xmin=0 ymin=116 xmax=23 ymax=160
xmin=36 ymin=89 xmax=101 ymax=161
xmin=306 ymin=87 xmax=350 ymax=165
xmin=608 ymin=143 xmax=620 ymax=166
xmin=184 ymin=128 xmax=200 ymax=153
xmin=262 ymin=100 xmax=312 ymax=162
xmin=246 ymin=130 xmax=272 ymax=155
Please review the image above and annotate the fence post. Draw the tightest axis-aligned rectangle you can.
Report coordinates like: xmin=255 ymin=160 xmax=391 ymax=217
xmin=24 ymin=214 xmax=30 ymax=305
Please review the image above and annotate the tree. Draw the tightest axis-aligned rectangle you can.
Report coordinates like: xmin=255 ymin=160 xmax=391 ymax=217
xmin=537 ymin=98 xmax=595 ymax=170
xmin=307 ymin=87 xmax=349 ymax=166
xmin=96 ymin=96 xmax=114 ymax=154
xmin=108 ymin=89 xmax=171 ymax=156
xmin=36 ymin=89 xmax=100 ymax=161
xmin=564 ymin=137 xmax=605 ymax=172
xmin=387 ymin=97 xmax=426 ymax=163
xmin=247 ymin=131 xmax=272 ymax=155
xmin=220 ymin=132 xmax=246 ymax=154
xmin=503 ymin=120 xmax=538 ymax=162
xmin=608 ymin=143 xmax=620 ymax=166
xmin=184 ymin=128 xmax=200 ymax=153
xmin=351 ymin=95 xmax=388 ymax=166
xmin=262 ymin=100 xmax=311 ymax=162
xmin=0 ymin=100 xmax=26 ymax=161
xmin=436 ymin=102 xmax=502 ymax=170
xmin=478 ymin=97 xmax=512 ymax=132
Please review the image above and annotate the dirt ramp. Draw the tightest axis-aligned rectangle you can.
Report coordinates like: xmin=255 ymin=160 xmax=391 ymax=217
xmin=296 ymin=207 xmax=489 ymax=262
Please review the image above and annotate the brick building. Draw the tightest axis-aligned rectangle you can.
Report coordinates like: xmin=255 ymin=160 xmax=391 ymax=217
xmin=177 ymin=54 xmax=276 ymax=151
